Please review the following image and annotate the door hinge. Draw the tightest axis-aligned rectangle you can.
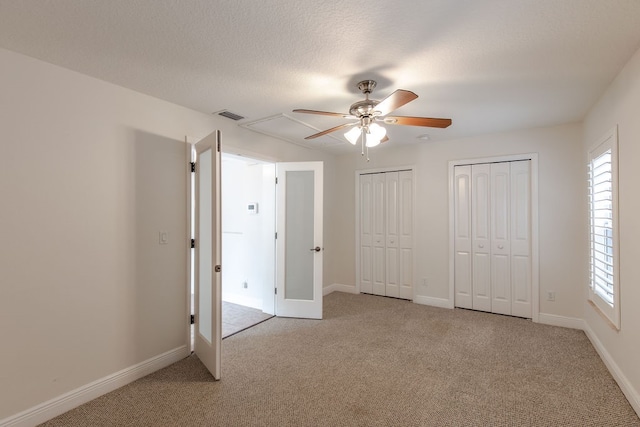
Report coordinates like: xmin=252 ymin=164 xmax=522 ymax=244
xmin=190 ymin=162 xmax=196 ymax=173
xmin=274 ymin=287 xmax=277 ymax=295
xmin=191 ymin=238 xmax=195 ymax=249
xmin=275 ymin=177 xmax=278 ymax=184
xmin=275 ymin=232 xmax=278 ymax=239
xmin=217 ymin=140 xmax=221 ymax=152
xmin=190 ymin=314 xmax=195 ymax=325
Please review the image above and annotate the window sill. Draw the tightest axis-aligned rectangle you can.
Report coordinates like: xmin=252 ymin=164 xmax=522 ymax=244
xmin=587 ymin=299 xmax=620 ymax=331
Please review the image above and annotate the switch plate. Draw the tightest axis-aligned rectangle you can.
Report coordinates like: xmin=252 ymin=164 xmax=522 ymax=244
xmin=159 ymin=231 xmax=169 ymax=245
xmin=547 ymin=291 xmax=555 ymax=301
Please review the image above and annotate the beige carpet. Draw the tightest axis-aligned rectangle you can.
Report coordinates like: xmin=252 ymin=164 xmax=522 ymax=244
xmin=42 ymin=292 xmax=639 ymax=426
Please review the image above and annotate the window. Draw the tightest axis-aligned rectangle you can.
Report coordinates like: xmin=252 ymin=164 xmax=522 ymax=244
xmin=588 ymin=126 xmax=619 ymax=329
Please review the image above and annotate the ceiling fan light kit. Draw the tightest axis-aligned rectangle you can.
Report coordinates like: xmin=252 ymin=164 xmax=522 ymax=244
xmin=293 ymin=80 xmax=452 ymax=161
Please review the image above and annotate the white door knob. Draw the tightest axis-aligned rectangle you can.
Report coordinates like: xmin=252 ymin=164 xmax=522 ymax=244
xmin=498 ymin=244 xmax=504 ymax=249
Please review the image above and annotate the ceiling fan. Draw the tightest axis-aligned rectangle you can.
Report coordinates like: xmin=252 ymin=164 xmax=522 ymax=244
xmin=293 ymin=80 xmax=452 ymax=153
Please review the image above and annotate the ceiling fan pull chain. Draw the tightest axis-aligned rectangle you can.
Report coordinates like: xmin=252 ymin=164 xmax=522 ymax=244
xmin=366 ymin=146 xmax=370 ymax=162
xmin=360 ymin=129 xmax=365 ymax=156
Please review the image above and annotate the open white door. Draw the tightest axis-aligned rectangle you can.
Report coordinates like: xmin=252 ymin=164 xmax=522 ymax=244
xmin=276 ymin=161 xmax=323 ymax=319
xmin=194 ymin=131 xmax=222 ymax=379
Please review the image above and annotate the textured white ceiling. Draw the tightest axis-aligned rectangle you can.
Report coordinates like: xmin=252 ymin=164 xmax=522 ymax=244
xmin=1 ymin=0 xmax=640 ymax=152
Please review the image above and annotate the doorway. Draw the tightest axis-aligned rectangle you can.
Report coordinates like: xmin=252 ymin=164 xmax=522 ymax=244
xmin=221 ymin=153 xmax=276 ymax=337
xmin=189 ymin=132 xmax=325 ymax=379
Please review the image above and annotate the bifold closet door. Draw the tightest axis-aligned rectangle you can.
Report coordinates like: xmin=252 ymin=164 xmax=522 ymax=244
xmin=384 ymin=171 xmax=413 ymax=299
xmin=453 ymin=161 xmax=531 ymax=318
xmin=359 ymin=171 xmax=413 ymax=299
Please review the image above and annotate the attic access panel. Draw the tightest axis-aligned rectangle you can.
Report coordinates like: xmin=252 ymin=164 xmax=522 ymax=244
xmin=240 ymin=114 xmax=346 ymax=150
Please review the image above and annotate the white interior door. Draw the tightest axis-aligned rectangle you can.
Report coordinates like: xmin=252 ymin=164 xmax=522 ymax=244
xmin=275 ymin=161 xmax=323 ymax=319
xmin=194 ymin=131 xmax=222 ymax=379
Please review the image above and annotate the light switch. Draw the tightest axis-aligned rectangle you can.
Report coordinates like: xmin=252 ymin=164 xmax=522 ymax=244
xmin=159 ymin=231 xmax=169 ymax=245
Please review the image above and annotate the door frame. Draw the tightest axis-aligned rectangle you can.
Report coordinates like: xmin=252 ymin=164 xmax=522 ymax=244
xmin=355 ymin=165 xmax=416 ymax=298
xmin=448 ymin=153 xmax=539 ymax=322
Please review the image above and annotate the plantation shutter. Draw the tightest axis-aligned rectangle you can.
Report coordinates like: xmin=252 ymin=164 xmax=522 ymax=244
xmin=589 ymin=150 xmax=614 ymax=305
xmin=587 ymin=126 xmax=619 ymax=329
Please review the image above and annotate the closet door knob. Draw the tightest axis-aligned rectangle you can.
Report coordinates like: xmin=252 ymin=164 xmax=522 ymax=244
xmin=498 ymin=244 xmax=504 ymax=249
xmin=478 ymin=244 xmax=484 ymax=248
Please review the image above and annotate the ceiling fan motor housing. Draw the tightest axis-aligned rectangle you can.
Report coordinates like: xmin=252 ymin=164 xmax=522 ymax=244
xmin=349 ymin=99 xmax=380 ymax=118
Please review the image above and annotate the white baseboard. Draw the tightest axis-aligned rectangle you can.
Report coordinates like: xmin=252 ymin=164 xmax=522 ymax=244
xmin=323 ymin=283 xmax=357 ymax=296
xmin=537 ymin=313 xmax=585 ymax=330
xmin=1 ymin=345 xmax=190 ymax=427
xmin=413 ymin=295 xmax=454 ymax=309
xmin=583 ymin=323 xmax=640 ymax=418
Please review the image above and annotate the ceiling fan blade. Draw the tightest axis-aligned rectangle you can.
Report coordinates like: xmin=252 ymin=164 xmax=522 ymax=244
xmin=304 ymin=122 xmax=357 ymax=139
xmin=384 ymin=116 xmax=452 ymax=128
xmin=380 ymin=135 xmax=390 ymax=144
xmin=373 ymin=89 xmax=418 ymax=116
xmin=293 ymin=109 xmax=355 ymax=119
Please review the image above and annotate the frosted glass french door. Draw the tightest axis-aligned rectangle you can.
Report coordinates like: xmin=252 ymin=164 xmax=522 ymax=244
xmin=193 ymin=130 xmax=222 ymax=380
xmin=453 ymin=161 xmax=531 ymax=317
xmin=275 ymin=162 xmax=323 ymax=319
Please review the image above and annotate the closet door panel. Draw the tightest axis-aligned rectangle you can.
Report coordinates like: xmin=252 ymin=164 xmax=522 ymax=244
xmin=454 ymin=166 xmax=473 ymax=309
xmin=372 ymin=173 xmax=386 ymax=295
xmin=399 ymin=171 xmax=413 ymax=300
xmin=472 ymin=164 xmax=491 ymax=312
xmin=510 ymin=161 xmax=531 ymax=318
xmin=399 ymin=248 xmax=413 ymax=300
xmin=359 ymin=175 xmax=373 ymax=294
xmin=491 ymin=162 xmax=511 ymax=315
xmin=385 ymin=172 xmax=400 ymax=297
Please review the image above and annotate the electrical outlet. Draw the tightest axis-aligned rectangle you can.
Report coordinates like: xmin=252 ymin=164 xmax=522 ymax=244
xmin=421 ymin=278 xmax=427 ymax=287
xmin=243 ymin=281 xmax=248 ymax=289
xmin=547 ymin=291 xmax=556 ymax=302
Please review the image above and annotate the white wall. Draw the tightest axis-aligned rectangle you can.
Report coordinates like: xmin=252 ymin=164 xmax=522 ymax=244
xmin=0 ymin=48 xmax=336 ymax=423
xmin=582 ymin=45 xmax=640 ymax=413
xmin=329 ymin=123 xmax=586 ymax=320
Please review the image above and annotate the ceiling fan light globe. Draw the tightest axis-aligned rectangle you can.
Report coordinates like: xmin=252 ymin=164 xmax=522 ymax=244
xmin=344 ymin=126 xmax=361 ymax=145
xmin=368 ymin=123 xmax=386 ymax=140
xmin=365 ymin=133 xmax=382 ymax=148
